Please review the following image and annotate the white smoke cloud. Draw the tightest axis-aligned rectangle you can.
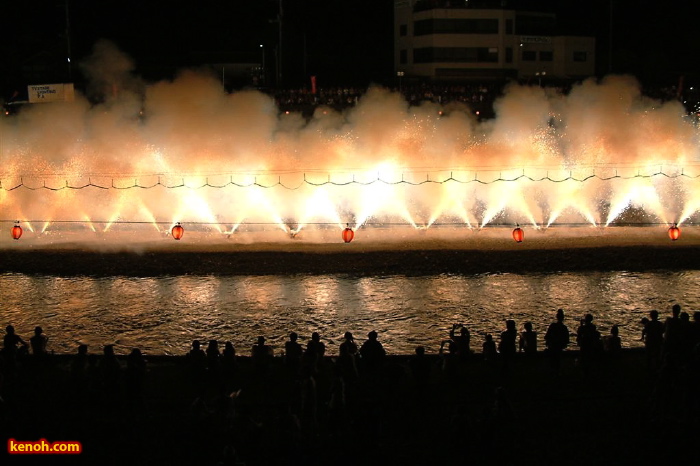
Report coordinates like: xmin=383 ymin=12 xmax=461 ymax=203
xmin=1 ymin=42 xmax=699 ymax=243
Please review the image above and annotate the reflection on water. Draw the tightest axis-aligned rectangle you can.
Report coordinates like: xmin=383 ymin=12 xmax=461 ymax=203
xmin=1 ymin=271 xmax=698 ymax=355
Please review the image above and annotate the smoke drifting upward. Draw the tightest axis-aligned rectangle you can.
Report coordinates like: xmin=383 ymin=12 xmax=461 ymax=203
xmin=1 ymin=42 xmax=699 ymax=242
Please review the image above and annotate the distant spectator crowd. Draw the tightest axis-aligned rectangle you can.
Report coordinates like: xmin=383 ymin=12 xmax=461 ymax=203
xmin=3 ymin=304 xmax=700 ymax=376
xmin=271 ymin=82 xmax=503 ymax=113
xmin=2 ymin=303 xmax=699 ymax=465
xmin=265 ymin=79 xmax=693 ymax=118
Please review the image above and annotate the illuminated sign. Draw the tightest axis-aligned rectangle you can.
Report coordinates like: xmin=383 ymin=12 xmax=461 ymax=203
xmin=28 ymin=83 xmax=75 ymax=104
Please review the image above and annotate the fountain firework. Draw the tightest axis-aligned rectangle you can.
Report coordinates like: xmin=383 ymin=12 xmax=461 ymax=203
xmin=1 ymin=42 xmax=699 ymax=245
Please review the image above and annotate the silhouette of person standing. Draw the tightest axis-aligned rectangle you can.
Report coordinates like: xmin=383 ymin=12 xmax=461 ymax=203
xmin=644 ymin=310 xmax=664 ymax=371
xmin=359 ymin=330 xmax=386 ymax=376
xmin=482 ymin=334 xmax=498 ymax=363
xmin=251 ymin=336 xmax=274 ymax=376
xmin=449 ymin=323 xmax=471 ymax=360
xmin=206 ymin=340 xmax=222 ymax=393
xmin=519 ymin=321 xmax=538 ymax=355
xmin=409 ymin=346 xmax=431 ymax=398
xmin=303 ymin=332 xmax=326 ymax=375
xmin=499 ymin=319 xmax=518 ymax=369
xmin=125 ymin=348 xmax=146 ymax=407
xmin=70 ymin=344 xmax=90 ymax=408
xmin=221 ymin=341 xmax=238 ymax=392
xmin=662 ymin=304 xmax=683 ymax=364
xmin=576 ymin=313 xmax=601 ymax=374
xmin=186 ymin=340 xmax=207 ymax=397
xmin=544 ymin=309 xmax=569 ymax=375
xmin=603 ymin=324 xmax=622 ymax=357
xmin=339 ymin=331 xmax=358 ymax=358
xmin=284 ymin=332 xmax=303 ymax=376
xmin=100 ymin=344 xmax=122 ymax=408
xmin=29 ymin=326 xmax=49 ymax=357
xmin=338 ymin=332 xmax=359 ymax=385
xmin=3 ymin=325 xmax=28 ymax=364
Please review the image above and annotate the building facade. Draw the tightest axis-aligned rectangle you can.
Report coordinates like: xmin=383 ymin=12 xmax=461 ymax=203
xmin=394 ymin=0 xmax=595 ymax=82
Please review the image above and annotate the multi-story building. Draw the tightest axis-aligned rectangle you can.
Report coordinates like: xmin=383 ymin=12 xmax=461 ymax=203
xmin=394 ymin=0 xmax=595 ymax=82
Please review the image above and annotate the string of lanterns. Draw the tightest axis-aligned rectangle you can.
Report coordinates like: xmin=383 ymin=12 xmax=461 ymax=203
xmin=2 ymin=168 xmax=700 ymax=192
xmin=5 ymin=220 xmax=685 ymax=244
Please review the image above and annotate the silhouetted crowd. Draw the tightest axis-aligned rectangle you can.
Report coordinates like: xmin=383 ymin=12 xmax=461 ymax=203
xmin=2 ymin=304 xmax=699 ymax=465
xmin=266 ymin=80 xmax=693 ymax=120
xmin=271 ymin=82 xmax=503 ymax=113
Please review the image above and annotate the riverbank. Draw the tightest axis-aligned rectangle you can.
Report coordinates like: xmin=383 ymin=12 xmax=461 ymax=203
xmin=1 ymin=226 xmax=699 ymax=276
xmin=1 ymin=350 xmax=697 ymax=465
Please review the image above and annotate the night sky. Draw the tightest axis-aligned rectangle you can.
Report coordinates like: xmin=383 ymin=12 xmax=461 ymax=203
xmin=2 ymin=0 xmax=699 ymax=99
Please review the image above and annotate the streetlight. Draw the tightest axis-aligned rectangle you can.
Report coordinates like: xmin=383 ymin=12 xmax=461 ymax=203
xmin=535 ymin=71 xmax=546 ymax=86
xmin=260 ymin=44 xmax=265 ymax=85
xmin=397 ymin=71 xmax=404 ymax=93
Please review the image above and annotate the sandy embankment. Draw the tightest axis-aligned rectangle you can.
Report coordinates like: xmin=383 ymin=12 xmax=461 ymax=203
xmin=1 ymin=225 xmax=698 ymax=275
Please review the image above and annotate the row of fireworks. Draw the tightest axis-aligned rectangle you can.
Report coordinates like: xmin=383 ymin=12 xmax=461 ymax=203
xmin=6 ymin=221 xmax=683 ymax=243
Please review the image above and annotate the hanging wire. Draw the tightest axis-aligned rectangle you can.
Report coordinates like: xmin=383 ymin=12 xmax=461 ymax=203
xmin=1 ymin=168 xmax=699 ymax=191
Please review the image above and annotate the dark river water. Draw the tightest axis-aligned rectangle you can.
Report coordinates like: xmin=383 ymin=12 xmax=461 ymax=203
xmin=1 ymin=271 xmax=697 ymax=355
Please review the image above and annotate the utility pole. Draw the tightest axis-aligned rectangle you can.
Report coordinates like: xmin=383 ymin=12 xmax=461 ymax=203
xmin=277 ymin=0 xmax=283 ymax=87
xmin=65 ymin=0 xmax=73 ymax=81
xmin=608 ymin=0 xmax=613 ymax=74
xmin=269 ymin=0 xmax=283 ymax=87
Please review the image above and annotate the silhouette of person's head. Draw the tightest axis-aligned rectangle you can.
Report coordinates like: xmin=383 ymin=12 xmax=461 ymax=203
xmin=584 ymin=314 xmax=593 ymax=324
xmin=225 ymin=341 xmax=235 ymax=354
xmin=192 ymin=340 xmax=201 ymax=350
xmin=506 ymin=320 xmax=516 ymax=331
xmin=104 ymin=344 xmax=115 ymax=357
xmin=672 ymin=304 xmax=681 ymax=317
xmin=524 ymin=321 xmax=533 ymax=332
xmin=78 ymin=344 xmax=88 ymax=355
xmin=415 ymin=346 xmax=425 ymax=357
xmin=34 ymin=326 xmax=43 ymax=336
xmin=289 ymin=332 xmax=298 ymax=342
xmin=207 ymin=340 xmax=218 ymax=351
xmin=368 ymin=331 xmax=378 ymax=341
xmin=344 ymin=331 xmax=354 ymax=341
xmin=129 ymin=348 xmax=142 ymax=358
xmin=556 ymin=309 xmax=565 ymax=322
xmin=611 ymin=325 xmax=619 ymax=336
xmin=311 ymin=332 xmax=320 ymax=342
xmin=460 ymin=326 xmax=469 ymax=337
xmin=6 ymin=325 xmax=15 ymax=335
xmin=694 ymin=311 xmax=700 ymax=323
xmin=257 ymin=336 xmax=266 ymax=346
xmin=680 ymin=312 xmax=689 ymax=323
xmin=650 ymin=310 xmax=659 ymax=320
xmin=485 ymin=334 xmax=493 ymax=342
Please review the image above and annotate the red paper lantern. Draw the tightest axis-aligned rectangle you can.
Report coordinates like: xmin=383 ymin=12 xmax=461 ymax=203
xmin=171 ymin=223 xmax=184 ymax=240
xmin=342 ymin=227 xmax=354 ymax=243
xmin=11 ymin=222 xmax=23 ymax=240
xmin=668 ymin=224 xmax=680 ymax=241
xmin=512 ymin=227 xmax=524 ymax=243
